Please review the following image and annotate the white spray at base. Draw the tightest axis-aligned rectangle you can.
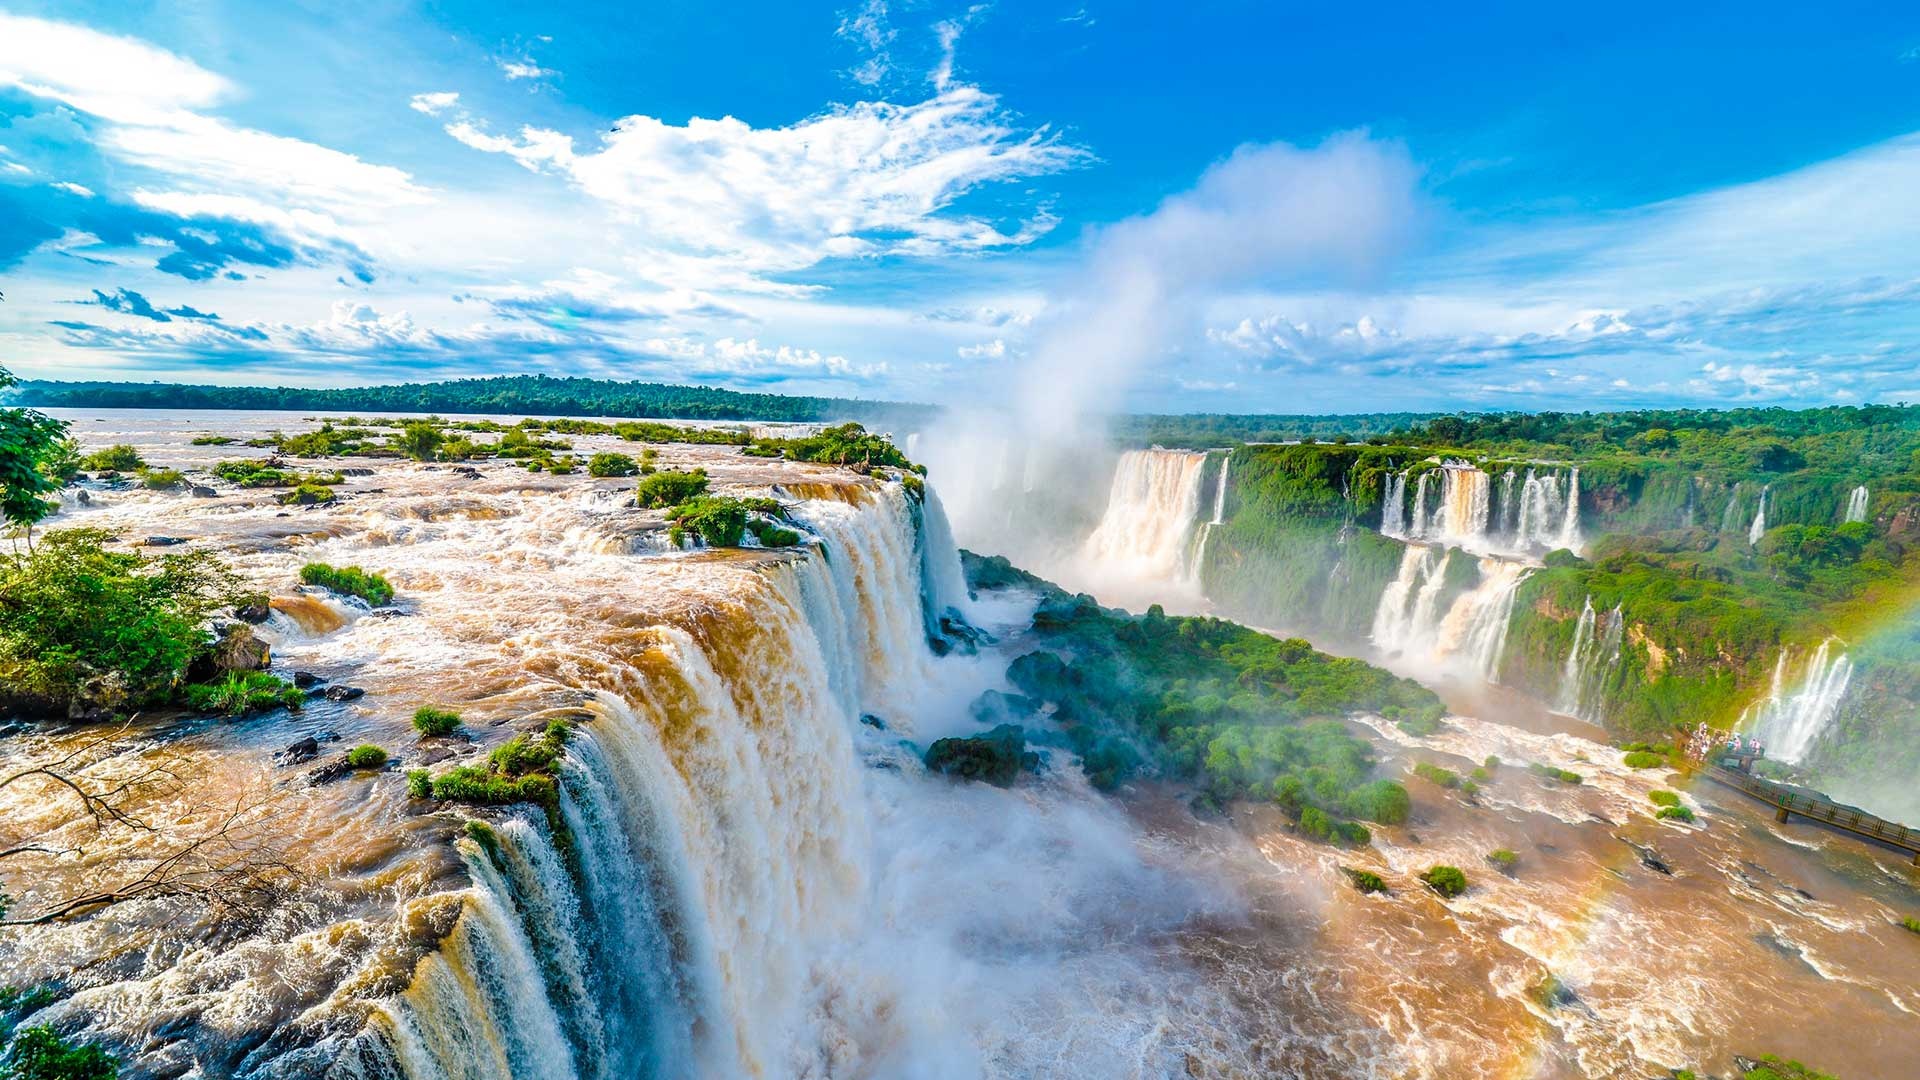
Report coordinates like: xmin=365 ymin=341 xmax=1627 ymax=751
xmin=1744 ymin=640 xmax=1855 ymax=763
xmin=1370 ymin=545 xmax=1530 ymax=681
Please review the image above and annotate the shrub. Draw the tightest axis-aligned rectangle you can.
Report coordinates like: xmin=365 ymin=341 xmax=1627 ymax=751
xmin=0 ymin=530 xmax=248 ymax=713
xmin=413 ymin=707 xmax=462 ymax=736
xmin=278 ymin=483 xmax=335 ymax=505
xmin=3 ymin=1025 xmax=119 ymax=1080
xmin=80 ymin=444 xmax=143 ymax=472
xmin=1421 ymin=865 xmax=1469 ymax=898
xmin=1901 ymin=916 xmax=1920 ymax=936
xmin=585 ymin=452 xmax=638 ymax=477
xmin=1486 ymin=848 xmax=1518 ymax=870
xmin=300 ymin=562 xmax=394 ymax=606
xmin=634 ymin=469 xmax=709 ymax=508
xmin=406 ymin=769 xmax=431 ymax=799
xmin=1341 ymin=866 xmax=1386 ymax=894
xmin=1396 ymin=713 xmax=1445 ymax=737
xmin=746 ymin=518 xmax=802 ymax=547
xmin=664 ymin=496 xmax=785 ymax=547
xmin=395 ymin=422 xmax=443 ymax=461
xmin=190 ymin=435 xmax=236 ymax=446
xmin=429 ymin=765 xmax=556 ymax=806
xmin=345 ymin=744 xmax=388 ymax=768
xmin=137 ymin=467 xmax=184 ymax=490
xmin=1622 ymin=750 xmax=1666 ymax=769
xmin=924 ymin=724 xmax=1035 ymax=787
xmin=1528 ymin=762 xmax=1584 ymax=785
xmin=1412 ymin=761 xmax=1460 ymax=788
xmin=1483 ymin=755 xmax=1500 ymax=770
xmin=1656 ymin=805 xmax=1696 ymax=823
xmin=1648 ymin=790 xmax=1682 ymax=807
xmin=182 ymin=671 xmax=305 ymax=716
xmin=1738 ymin=1054 xmax=1838 ymax=1080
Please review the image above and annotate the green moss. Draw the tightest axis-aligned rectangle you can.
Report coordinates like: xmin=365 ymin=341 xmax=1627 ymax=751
xmin=345 ymin=744 xmax=388 ymax=768
xmin=924 ymin=724 xmax=1036 ymax=787
xmin=278 ymin=483 xmax=335 ymax=505
xmin=300 ymin=562 xmax=394 ymax=606
xmin=412 ymin=707 xmax=462 ymax=737
xmin=1900 ymin=916 xmax=1920 ymax=936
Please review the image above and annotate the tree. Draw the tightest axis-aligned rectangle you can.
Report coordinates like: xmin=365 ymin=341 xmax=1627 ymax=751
xmin=3 ymin=1025 xmax=119 ymax=1080
xmin=395 ymin=422 xmax=442 ymax=461
xmin=0 ymin=366 xmax=72 ymax=537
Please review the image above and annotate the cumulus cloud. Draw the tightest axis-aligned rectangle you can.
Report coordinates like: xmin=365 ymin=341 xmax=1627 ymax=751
xmin=640 ymin=335 xmax=888 ymax=381
xmin=435 ymin=85 xmax=1083 ymax=291
xmin=410 ymin=91 xmax=461 ymax=115
xmin=956 ymin=339 xmax=1006 ymax=359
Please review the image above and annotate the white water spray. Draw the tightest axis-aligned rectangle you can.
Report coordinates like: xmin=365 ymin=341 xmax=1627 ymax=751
xmin=1845 ymin=485 xmax=1869 ymax=524
xmin=1747 ymin=640 xmax=1854 ymax=763
xmin=1081 ymin=449 xmax=1212 ymax=587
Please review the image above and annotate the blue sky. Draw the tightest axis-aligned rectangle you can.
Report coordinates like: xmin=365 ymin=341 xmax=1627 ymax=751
xmin=2 ymin=2 xmax=1919 ymax=413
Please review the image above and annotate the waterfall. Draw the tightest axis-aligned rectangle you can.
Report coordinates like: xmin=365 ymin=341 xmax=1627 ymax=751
xmin=1371 ymin=545 xmax=1529 ymax=681
xmin=1747 ymin=640 xmax=1855 ymax=763
xmin=1556 ymin=468 xmax=1582 ymax=552
xmin=1380 ymin=471 xmax=1407 ymax=537
xmin=380 ymin=484 xmax=952 ymax=1078
xmin=1719 ymin=481 xmax=1744 ymax=534
xmin=1209 ymin=453 xmax=1232 ymax=525
xmin=1511 ymin=468 xmax=1574 ymax=552
xmin=1498 ymin=469 xmax=1519 ymax=536
xmin=1554 ymin=596 xmax=1623 ymax=718
xmin=1748 ymin=486 xmax=1769 ymax=546
xmin=916 ymin=485 xmax=974 ymax=633
xmin=1845 ymin=484 xmax=1869 ymax=524
xmin=1081 ymin=449 xmax=1212 ymax=585
xmin=1408 ymin=471 xmax=1432 ymax=538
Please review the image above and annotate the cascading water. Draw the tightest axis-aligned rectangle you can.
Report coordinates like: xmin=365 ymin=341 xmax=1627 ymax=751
xmin=1746 ymin=640 xmax=1855 ymax=763
xmin=1209 ymin=453 xmax=1231 ymax=525
xmin=1554 ymin=596 xmax=1623 ymax=719
xmin=1383 ymin=463 xmax=1581 ymax=556
xmin=1370 ymin=546 xmax=1530 ymax=681
xmin=1081 ymin=449 xmax=1212 ymax=587
xmin=1844 ymin=484 xmax=1869 ymax=524
xmin=1719 ymin=481 xmax=1745 ymax=534
xmin=1380 ymin=471 xmax=1407 ymax=537
xmin=1749 ymin=485 xmax=1769 ymax=546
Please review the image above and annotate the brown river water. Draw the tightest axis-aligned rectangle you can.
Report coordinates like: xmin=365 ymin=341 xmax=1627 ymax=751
xmin=0 ymin=411 xmax=1915 ymax=1079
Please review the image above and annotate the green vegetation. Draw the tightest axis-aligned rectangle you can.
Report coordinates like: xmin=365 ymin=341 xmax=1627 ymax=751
xmin=1655 ymin=805 xmax=1697 ymax=823
xmin=924 ymin=724 xmax=1037 ymax=787
xmin=1899 ymin=916 xmax=1920 ymax=936
xmin=136 ymin=467 xmax=184 ymax=490
xmin=970 ymin=567 xmax=1439 ymax=841
xmin=181 ymin=671 xmax=304 ymax=716
xmin=394 ymin=422 xmax=442 ymax=461
xmin=1299 ymin=805 xmax=1371 ymax=846
xmin=210 ymin=460 xmax=344 ymax=489
xmin=78 ymin=445 xmax=142 ymax=472
xmin=1528 ymin=762 xmax=1584 ymax=785
xmin=2 ymin=1025 xmax=119 ymax=1080
xmin=1649 ymin=790 xmax=1682 ymax=807
xmin=1486 ymin=848 xmax=1518 ymax=871
xmin=1340 ymin=866 xmax=1386 ymax=894
xmin=406 ymin=769 xmax=431 ymax=799
xmin=744 ymin=422 xmax=918 ymax=471
xmin=345 ymin=745 xmax=388 ymax=769
xmin=634 ymin=469 xmax=709 ymax=509
xmin=278 ymin=483 xmax=335 ymax=505
xmin=11 ymin=374 xmax=924 ymax=426
xmin=299 ymin=562 xmax=394 ymax=606
xmin=0 ymin=529 xmax=249 ymax=715
xmin=1738 ymin=1054 xmax=1839 ymax=1080
xmin=1421 ymin=864 xmax=1469 ymax=898
xmin=1622 ymin=750 xmax=1667 ymax=769
xmin=746 ymin=518 xmax=802 ymax=547
xmin=276 ymin=422 xmax=379 ymax=457
xmin=412 ymin=707 xmax=462 ymax=737
xmin=415 ymin=722 xmax=572 ymax=818
xmin=585 ymin=452 xmax=638 ymax=477
xmin=663 ymin=495 xmax=789 ymax=548
xmin=1412 ymin=762 xmax=1461 ymax=789
xmin=1396 ymin=713 xmax=1445 ymax=736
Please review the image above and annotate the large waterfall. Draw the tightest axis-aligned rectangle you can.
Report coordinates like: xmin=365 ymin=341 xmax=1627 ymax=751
xmin=1370 ymin=546 xmax=1529 ymax=681
xmin=1081 ymin=449 xmax=1212 ymax=587
xmin=1845 ymin=484 xmax=1870 ymax=524
xmin=1746 ymin=640 xmax=1855 ymax=763
xmin=1554 ymin=596 xmax=1623 ymax=719
xmin=1382 ymin=462 xmax=1581 ymax=556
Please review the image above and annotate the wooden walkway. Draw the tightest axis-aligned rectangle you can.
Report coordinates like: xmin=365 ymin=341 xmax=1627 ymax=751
xmin=1705 ymin=765 xmax=1920 ymax=865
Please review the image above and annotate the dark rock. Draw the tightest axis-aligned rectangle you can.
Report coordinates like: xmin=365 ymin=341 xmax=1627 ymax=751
xmin=292 ymin=671 xmax=324 ymax=689
xmin=273 ymin=737 xmax=320 ymax=766
xmin=414 ymin=743 xmax=460 ymax=766
xmin=234 ymin=602 xmax=272 ymax=624
xmin=342 ymin=467 xmax=374 ymax=476
xmin=305 ymin=756 xmax=353 ymax=786
xmin=143 ymin=536 xmax=187 ymax=547
xmin=924 ymin=724 xmax=1038 ymax=787
xmin=1615 ymin=834 xmax=1673 ymax=875
xmin=323 ymin=685 xmax=366 ymax=702
xmin=313 ymin=729 xmax=341 ymax=742
xmin=452 ymin=466 xmax=482 ymax=479
xmin=368 ymin=609 xmax=410 ymax=619
xmin=190 ymin=486 xmax=217 ymax=498
xmin=74 ymin=489 xmax=91 ymax=504
xmin=187 ymin=623 xmax=271 ymax=682
xmin=860 ymin=714 xmax=887 ymax=731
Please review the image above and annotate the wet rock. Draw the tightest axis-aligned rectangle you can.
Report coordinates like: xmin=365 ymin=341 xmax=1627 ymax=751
xmin=924 ymin=724 xmax=1038 ymax=787
xmin=452 ymin=466 xmax=482 ymax=479
xmin=142 ymin=536 xmax=187 ymax=547
xmin=305 ymin=756 xmax=354 ymax=786
xmin=414 ymin=743 xmax=460 ymax=767
xmin=341 ymin=467 xmax=374 ymax=476
xmin=291 ymin=671 xmax=324 ymax=689
xmin=73 ymin=489 xmax=91 ymax=504
xmin=860 ymin=714 xmax=887 ymax=731
xmin=190 ymin=485 xmax=217 ymax=498
xmin=1615 ymin=834 xmax=1673 ymax=875
xmin=187 ymin=624 xmax=271 ymax=682
xmin=313 ymin=729 xmax=341 ymax=743
xmin=234 ymin=602 xmax=272 ymax=624
xmin=368 ymin=609 xmax=410 ymax=619
xmin=323 ymin=685 xmax=366 ymax=702
xmin=273 ymin=737 xmax=320 ymax=766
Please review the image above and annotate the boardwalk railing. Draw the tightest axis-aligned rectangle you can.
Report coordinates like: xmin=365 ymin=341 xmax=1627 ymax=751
xmin=1706 ymin=765 xmax=1920 ymax=865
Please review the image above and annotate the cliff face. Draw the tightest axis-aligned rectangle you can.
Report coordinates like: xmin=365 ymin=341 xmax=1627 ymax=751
xmin=1195 ymin=442 xmax=1920 ymax=738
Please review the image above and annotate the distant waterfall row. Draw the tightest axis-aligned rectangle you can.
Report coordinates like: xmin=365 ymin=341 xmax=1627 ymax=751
xmin=1744 ymin=640 xmax=1855 ymax=763
xmin=1380 ymin=461 xmax=1582 ymax=556
xmin=1555 ymin=596 xmax=1624 ymax=719
xmin=1369 ymin=546 xmax=1529 ymax=682
xmin=377 ymin=483 xmax=955 ymax=1080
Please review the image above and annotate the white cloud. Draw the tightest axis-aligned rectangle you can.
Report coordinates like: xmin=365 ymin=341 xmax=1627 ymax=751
xmin=837 ymin=0 xmax=896 ymax=85
xmin=499 ymin=60 xmax=554 ymax=81
xmin=641 ymin=335 xmax=887 ymax=378
xmin=48 ymin=181 xmax=95 ymax=197
xmin=0 ymin=13 xmax=427 ymax=233
xmin=438 ymin=85 xmax=1083 ymax=288
xmin=957 ymin=339 xmax=1005 ymax=359
xmin=410 ymin=91 xmax=461 ymax=115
